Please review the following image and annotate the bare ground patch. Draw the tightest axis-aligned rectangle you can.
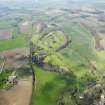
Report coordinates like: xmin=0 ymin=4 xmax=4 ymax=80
xmin=0 ymin=29 xmax=13 ymax=40
xmin=98 ymin=33 xmax=105 ymax=50
xmin=0 ymin=48 xmax=29 ymax=69
xmin=0 ymin=76 xmax=33 ymax=105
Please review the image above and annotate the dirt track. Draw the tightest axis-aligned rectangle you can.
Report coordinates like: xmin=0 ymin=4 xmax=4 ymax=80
xmin=0 ymin=76 xmax=32 ymax=105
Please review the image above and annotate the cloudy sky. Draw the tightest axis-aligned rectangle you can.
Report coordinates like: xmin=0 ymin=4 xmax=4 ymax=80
xmin=0 ymin=0 xmax=99 ymax=1
xmin=0 ymin=0 xmax=104 ymax=2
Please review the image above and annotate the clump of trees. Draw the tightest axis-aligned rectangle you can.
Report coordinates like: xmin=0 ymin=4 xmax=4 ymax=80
xmin=56 ymin=72 xmax=103 ymax=105
xmin=0 ymin=70 xmax=12 ymax=89
xmin=77 ymin=84 xmax=102 ymax=105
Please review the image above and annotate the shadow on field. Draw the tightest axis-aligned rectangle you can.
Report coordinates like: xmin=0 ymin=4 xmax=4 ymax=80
xmin=16 ymin=67 xmax=32 ymax=78
xmin=40 ymin=72 xmax=81 ymax=103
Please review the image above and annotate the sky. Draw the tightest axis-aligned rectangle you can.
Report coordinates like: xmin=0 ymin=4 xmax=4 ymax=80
xmin=0 ymin=0 xmax=105 ymax=3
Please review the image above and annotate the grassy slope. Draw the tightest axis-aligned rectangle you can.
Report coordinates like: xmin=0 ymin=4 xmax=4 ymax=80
xmin=60 ymin=22 xmax=96 ymax=72
xmin=56 ymin=20 xmax=105 ymax=82
xmin=32 ymin=66 xmax=78 ymax=105
xmin=31 ymin=19 xmax=103 ymax=105
xmin=32 ymin=20 xmax=99 ymax=79
xmin=32 ymin=66 xmax=64 ymax=105
xmin=32 ymin=31 xmax=65 ymax=53
xmin=42 ymin=22 xmax=96 ymax=77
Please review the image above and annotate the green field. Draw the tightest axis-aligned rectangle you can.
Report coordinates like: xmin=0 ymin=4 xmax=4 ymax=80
xmin=0 ymin=20 xmax=12 ymax=28
xmin=32 ymin=31 xmax=66 ymax=53
xmin=0 ymin=35 xmax=27 ymax=51
xmin=31 ymin=65 xmax=98 ymax=105
xmin=32 ymin=66 xmax=77 ymax=105
xmin=31 ymin=20 xmax=105 ymax=105
xmin=32 ymin=21 xmax=98 ymax=73
xmin=1 ymin=5 xmax=105 ymax=105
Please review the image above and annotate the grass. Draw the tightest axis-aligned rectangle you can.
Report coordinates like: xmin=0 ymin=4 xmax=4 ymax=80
xmin=31 ymin=65 xmax=97 ymax=105
xmin=31 ymin=21 xmax=103 ymax=105
xmin=32 ymin=31 xmax=66 ymax=53
xmin=0 ymin=20 xmax=12 ymax=28
xmin=0 ymin=70 xmax=12 ymax=89
xmin=31 ymin=21 xmax=100 ymax=77
xmin=32 ymin=66 xmax=63 ymax=105
xmin=15 ymin=67 xmax=32 ymax=79
xmin=59 ymin=22 xmax=96 ymax=68
xmin=0 ymin=35 xmax=27 ymax=51
xmin=0 ymin=12 xmax=104 ymax=105
xmin=35 ymin=22 xmax=97 ymax=75
xmin=31 ymin=66 xmax=78 ymax=105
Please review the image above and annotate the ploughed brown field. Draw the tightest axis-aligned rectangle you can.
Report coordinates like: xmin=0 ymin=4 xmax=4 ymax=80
xmin=19 ymin=22 xmax=30 ymax=34
xmin=97 ymin=32 xmax=105 ymax=50
xmin=0 ymin=29 xmax=13 ymax=40
xmin=0 ymin=48 xmax=29 ymax=69
xmin=0 ymin=77 xmax=33 ymax=105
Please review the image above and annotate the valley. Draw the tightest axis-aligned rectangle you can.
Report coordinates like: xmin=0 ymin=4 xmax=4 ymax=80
xmin=0 ymin=0 xmax=105 ymax=105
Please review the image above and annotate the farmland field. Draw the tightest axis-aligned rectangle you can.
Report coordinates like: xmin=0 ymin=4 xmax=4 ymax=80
xmin=32 ymin=66 xmax=78 ymax=105
xmin=0 ymin=35 xmax=27 ymax=51
xmin=0 ymin=0 xmax=105 ymax=105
